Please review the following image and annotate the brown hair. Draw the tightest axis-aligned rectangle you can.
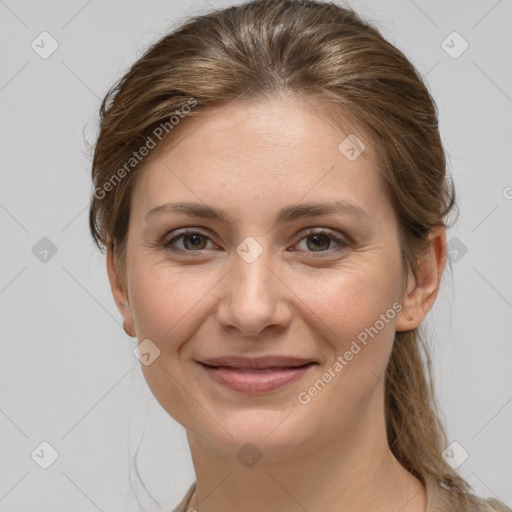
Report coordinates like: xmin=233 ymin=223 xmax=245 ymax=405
xmin=88 ymin=1 xmax=505 ymax=509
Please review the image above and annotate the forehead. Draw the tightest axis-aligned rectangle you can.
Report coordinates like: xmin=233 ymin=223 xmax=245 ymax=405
xmin=130 ymin=94 xmax=390 ymax=223
xmin=152 ymin=94 xmax=374 ymax=168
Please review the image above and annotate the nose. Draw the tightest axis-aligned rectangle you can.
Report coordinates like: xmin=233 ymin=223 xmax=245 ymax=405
xmin=215 ymin=246 xmax=292 ymax=337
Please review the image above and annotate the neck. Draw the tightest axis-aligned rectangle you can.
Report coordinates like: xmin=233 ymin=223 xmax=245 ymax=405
xmin=185 ymin=385 xmax=426 ymax=512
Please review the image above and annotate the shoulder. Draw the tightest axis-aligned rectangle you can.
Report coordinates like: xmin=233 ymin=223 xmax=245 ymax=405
xmin=478 ymin=496 xmax=512 ymax=512
xmin=462 ymin=486 xmax=512 ymax=512
xmin=172 ymin=479 xmax=512 ymax=512
xmin=425 ymin=476 xmax=511 ymax=512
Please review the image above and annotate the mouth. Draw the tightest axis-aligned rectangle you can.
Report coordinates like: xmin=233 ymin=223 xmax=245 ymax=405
xmin=195 ymin=357 xmax=318 ymax=393
xmin=197 ymin=355 xmax=318 ymax=370
xmin=200 ymin=363 xmax=315 ymax=371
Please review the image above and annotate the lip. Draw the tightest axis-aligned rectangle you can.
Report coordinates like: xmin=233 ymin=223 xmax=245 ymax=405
xmin=198 ymin=355 xmax=317 ymax=369
xmin=196 ymin=356 xmax=317 ymax=394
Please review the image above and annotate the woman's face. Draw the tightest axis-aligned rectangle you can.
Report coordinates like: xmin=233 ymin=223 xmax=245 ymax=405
xmin=111 ymin=95 xmax=421 ymax=461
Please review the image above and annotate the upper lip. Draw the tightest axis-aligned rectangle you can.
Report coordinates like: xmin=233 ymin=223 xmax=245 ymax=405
xmin=197 ymin=356 xmax=317 ymax=369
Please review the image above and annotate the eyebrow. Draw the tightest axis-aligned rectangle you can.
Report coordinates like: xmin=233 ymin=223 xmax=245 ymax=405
xmin=144 ymin=200 xmax=370 ymax=226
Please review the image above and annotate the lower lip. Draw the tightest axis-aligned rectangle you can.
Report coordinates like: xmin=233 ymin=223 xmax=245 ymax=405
xmin=197 ymin=362 xmax=316 ymax=394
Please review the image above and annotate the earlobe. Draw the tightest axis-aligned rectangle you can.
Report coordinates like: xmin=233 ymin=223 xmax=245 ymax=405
xmin=122 ymin=319 xmax=136 ymax=338
xmin=106 ymin=245 xmax=136 ymax=338
xmin=395 ymin=227 xmax=447 ymax=332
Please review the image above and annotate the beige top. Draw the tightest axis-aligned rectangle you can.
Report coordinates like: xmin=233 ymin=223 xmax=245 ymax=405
xmin=171 ymin=477 xmax=512 ymax=512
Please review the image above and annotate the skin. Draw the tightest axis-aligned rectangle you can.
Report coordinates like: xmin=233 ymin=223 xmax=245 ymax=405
xmin=107 ymin=93 xmax=446 ymax=512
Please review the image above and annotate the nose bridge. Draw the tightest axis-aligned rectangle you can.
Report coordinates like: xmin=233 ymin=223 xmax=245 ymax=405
xmin=217 ymin=237 xmax=290 ymax=335
xmin=234 ymin=243 xmax=273 ymax=301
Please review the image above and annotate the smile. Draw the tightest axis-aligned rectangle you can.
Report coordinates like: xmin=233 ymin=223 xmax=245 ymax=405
xmin=196 ymin=361 xmax=317 ymax=393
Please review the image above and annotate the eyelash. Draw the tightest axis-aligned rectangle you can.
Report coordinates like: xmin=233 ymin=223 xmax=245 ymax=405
xmin=162 ymin=228 xmax=349 ymax=258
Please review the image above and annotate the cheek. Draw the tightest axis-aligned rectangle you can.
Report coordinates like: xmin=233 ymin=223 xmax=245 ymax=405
xmin=298 ymin=264 xmax=400 ymax=348
xmin=127 ymin=259 xmax=222 ymax=347
xmin=126 ymin=262 xmax=221 ymax=428
xmin=293 ymin=269 xmax=401 ymax=430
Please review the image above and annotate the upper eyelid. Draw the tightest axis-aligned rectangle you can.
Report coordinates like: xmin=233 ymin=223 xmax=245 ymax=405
xmin=164 ymin=227 xmax=348 ymax=250
xmin=165 ymin=228 xmax=217 ymax=245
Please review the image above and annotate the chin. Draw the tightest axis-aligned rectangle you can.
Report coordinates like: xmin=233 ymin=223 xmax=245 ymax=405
xmin=194 ymin=410 xmax=320 ymax=464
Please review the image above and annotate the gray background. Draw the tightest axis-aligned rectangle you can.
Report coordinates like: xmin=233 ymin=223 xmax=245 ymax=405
xmin=1 ymin=0 xmax=511 ymax=510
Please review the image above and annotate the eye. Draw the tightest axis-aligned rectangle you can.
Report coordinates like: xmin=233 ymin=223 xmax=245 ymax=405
xmin=161 ymin=228 xmax=349 ymax=257
xmin=163 ymin=230 xmax=216 ymax=253
xmin=293 ymin=230 xmax=348 ymax=256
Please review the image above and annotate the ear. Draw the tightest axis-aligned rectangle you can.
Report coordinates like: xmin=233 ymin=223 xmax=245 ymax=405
xmin=106 ymin=244 xmax=136 ymax=337
xmin=395 ymin=227 xmax=447 ymax=332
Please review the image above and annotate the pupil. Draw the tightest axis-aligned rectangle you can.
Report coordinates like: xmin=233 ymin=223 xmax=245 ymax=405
xmin=309 ymin=235 xmax=329 ymax=250
xmin=186 ymin=234 xmax=204 ymax=249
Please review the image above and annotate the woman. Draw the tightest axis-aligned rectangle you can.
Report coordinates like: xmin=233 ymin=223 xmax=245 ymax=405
xmin=88 ymin=1 xmax=511 ymax=510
